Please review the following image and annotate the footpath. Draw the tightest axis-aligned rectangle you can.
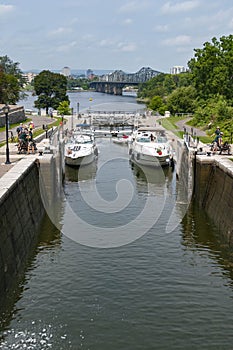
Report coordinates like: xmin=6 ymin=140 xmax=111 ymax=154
xmin=0 ymin=115 xmax=55 ymax=143
xmin=0 ymin=115 xmax=56 ymax=178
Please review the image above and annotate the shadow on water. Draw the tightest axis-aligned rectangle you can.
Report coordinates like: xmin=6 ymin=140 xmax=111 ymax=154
xmin=181 ymin=200 xmax=233 ymax=288
xmin=64 ymin=161 xmax=97 ymax=183
xmin=130 ymin=161 xmax=173 ymax=185
xmin=0 ymin=214 xmax=62 ymax=336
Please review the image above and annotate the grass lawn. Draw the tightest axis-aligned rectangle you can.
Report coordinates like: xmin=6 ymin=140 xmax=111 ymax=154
xmin=158 ymin=116 xmax=184 ymax=138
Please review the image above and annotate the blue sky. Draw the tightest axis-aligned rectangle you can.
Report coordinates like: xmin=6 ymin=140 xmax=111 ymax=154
xmin=1 ymin=0 xmax=233 ymax=73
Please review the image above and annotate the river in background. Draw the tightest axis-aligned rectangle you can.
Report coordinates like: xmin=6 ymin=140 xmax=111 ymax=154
xmin=19 ymin=91 xmax=144 ymax=115
xmin=1 ymin=93 xmax=233 ymax=349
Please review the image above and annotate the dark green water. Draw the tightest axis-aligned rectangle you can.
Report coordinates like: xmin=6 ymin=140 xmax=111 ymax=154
xmin=1 ymin=138 xmax=233 ymax=350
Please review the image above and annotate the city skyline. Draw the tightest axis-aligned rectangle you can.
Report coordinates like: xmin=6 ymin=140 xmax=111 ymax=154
xmin=1 ymin=0 xmax=233 ymax=73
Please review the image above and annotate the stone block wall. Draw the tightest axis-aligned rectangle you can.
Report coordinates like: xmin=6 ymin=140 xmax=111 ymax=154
xmin=0 ymin=161 xmax=45 ymax=302
xmin=195 ymin=158 xmax=233 ymax=243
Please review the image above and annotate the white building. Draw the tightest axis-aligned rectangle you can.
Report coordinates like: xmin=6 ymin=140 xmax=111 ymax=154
xmin=170 ymin=66 xmax=187 ymax=74
xmin=22 ymin=72 xmax=37 ymax=84
xmin=62 ymin=66 xmax=71 ymax=77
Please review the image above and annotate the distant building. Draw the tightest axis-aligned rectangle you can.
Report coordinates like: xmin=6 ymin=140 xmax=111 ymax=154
xmin=86 ymin=69 xmax=95 ymax=80
xmin=170 ymin=66 xmax=187 ymax=74
xmin=62 ymin=66 xmax=71 ymax=77
xmin=22 ymin=72 xmax=37 ymax=84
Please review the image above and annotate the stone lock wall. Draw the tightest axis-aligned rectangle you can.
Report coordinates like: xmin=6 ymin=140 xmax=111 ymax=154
xmin=0 ymin=161 xmax=45 ymax=300
xmin=194 ymin=158 xmax=233 ymax=243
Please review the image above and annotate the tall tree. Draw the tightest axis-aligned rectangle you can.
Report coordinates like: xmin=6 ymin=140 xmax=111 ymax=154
xmin=34 ymin=70 xmax=69 ymax=114
xmin=166 ymin=86 xmax=197 ymax=114
xmin=188 ymin=35 xmax=233 ymax=102
xmin=0 ymin=55 xmax=24 ymax=104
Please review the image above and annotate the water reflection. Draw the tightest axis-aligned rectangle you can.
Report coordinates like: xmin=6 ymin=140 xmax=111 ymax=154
xmin=130 ymin=161 xmax=172 ymax=185
xmin=65 ymin=161 xmax=97 ymax=183
xmin=181 ymin=201 xmax=233 ymax=287
xmin=0 ymin=215 xmax=62 ymax=335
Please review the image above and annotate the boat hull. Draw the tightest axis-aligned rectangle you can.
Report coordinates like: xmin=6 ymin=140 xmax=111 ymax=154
xmin=130 ymin=149 xmax=170 ymax=167
xmin=129 ymin=126 xmax=173 ymax=167
xmin=65 ymin=151 xmax=97 ymax=167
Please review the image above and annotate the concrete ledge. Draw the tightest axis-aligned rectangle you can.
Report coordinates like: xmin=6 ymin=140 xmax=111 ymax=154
xmin=196 ymin=155 xmax=233 ymax=178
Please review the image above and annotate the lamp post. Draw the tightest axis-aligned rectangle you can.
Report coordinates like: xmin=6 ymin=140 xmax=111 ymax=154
xmin=77 ymin=102 xmax=80 ymax=118
xmin=71 ymin=107 xmax=74 ymax=129
xmin=3 ymin=104 xmax=11 ymax=164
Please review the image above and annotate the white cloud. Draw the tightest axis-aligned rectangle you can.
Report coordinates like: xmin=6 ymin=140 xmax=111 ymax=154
xmin=229 ymin=18 xmax=233 ymax=29
xmin=116 ymin=42 xmax=137 ymax=52
xmin=99 ymin=39 xmax=115 ymax=48
xmin=161 ymin=1 xmax=199 ymax=14
xmin=48 ymin=27 xmax=73 ymax=36
xmin=163 ymin=35 xmax=191 ymax=46
xmin=123 ymin=18 xmax=133 ymax=25
xmin=98 ymin=39 xmax=137 ymax=52
xmin=0 ymin=4 xmax=14 ymax=15
xmin=154 ymin=24 xmax=169 ymax=33
xmin=55 ymin=41 xmax=77 ymax=53
xmin=119 ymin=1 xmax=149 ymax=13
xmin=82 ymin=34 xmax=95 ymax=41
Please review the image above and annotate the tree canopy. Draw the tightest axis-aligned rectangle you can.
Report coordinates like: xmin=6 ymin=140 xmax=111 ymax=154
xmin=137 ymin=34 xmax=233 ymax=132
xmin=34 ymin=70 xmax=69 ymax=114
xmin=0 ymin=55 xmax=24 ymax=104
xmin=188 ymin=35 xmax=233 ymax=103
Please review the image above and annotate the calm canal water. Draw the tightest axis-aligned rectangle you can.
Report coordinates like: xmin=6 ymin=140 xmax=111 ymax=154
xmin=1 ymin=94 xmax=233 ymax=349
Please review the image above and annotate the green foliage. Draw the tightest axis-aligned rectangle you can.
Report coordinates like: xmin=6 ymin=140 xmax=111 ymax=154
xmin=57 ymin=101 xmax=71 ymax=115
xmin=188 ymin=35 xmax=233 ymax=102
xmin=34 ymin=70 xmax=69 ymax=114
xmin=67 ymin=77 xmax=90 ymax=90
xmin=192 ymin=95 xmax=233 ymax=127
xmin=148 ymin=95 xmax=167 ymax=115
xmin=137 ymin=73 xmax=167 ymax=98
xmin=137 ymin=72 xmax=192 ymax=101
xmin=148 ymin=95 xmax=163 ymax=110
xmin=0 ymin=55 xmax=24 ymax=104
xmin=166 ymin=86 xmax=197 ymax=114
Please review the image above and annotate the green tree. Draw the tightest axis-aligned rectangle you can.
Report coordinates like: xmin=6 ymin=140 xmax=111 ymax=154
xmin=34 ymin=70 xmax=69 ymax=114
xmin=0 ymin=55 xmax=24 ymax=104
xmin=67 ymin=77 xmax=90 ymax=90
xmin=166 ymin=86 xmax=197 ymax=114
xmin=57 ymin=101 xmax=71 ymax=116
xmin=148 ymin=96 xmax=164 ymax=112
xmin=188 ymin=35 xmax=233 ymax=102
xmin=163 ymin=74 xmax=177 ymax=94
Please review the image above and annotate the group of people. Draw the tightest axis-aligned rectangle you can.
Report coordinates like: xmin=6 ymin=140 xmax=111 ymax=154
xmin=16 ymin=121 xmax=36 ymax=153
xmin=212 ymin=126 xmax=232 ymax=155
xmin=212 ymin=126 xmax=226 ymax=152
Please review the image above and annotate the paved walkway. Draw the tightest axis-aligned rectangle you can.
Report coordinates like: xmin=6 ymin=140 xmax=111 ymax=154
xmin=0 ymin=115 xmax=55 ymax=143
xmin=174 ymin=117 xmax=207 ymax=137
xmin=0 ymin=115 xmax=56 ymax=178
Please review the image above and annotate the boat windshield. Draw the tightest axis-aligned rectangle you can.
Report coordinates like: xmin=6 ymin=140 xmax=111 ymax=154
xmin=157 ymin=136 xmax=168 ymax=143
xmin=137 ymin=137 xmax=150 ymax=142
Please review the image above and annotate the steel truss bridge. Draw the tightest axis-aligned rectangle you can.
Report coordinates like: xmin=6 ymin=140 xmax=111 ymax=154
xmin=89 ymin=67 xmax=161 ymax=95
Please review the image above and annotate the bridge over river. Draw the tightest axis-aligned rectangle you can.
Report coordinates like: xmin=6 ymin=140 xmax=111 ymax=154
xmin=90 ymin=66 xmax=161 ymax=95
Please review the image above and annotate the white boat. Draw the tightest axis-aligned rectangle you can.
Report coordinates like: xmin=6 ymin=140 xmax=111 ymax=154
xmin=93 ymin=129 xmax=112 ymax=138
xmin=129 ymin=126 xmax=173 ymax=167
xmin=64 ymin=134 xmax=98 ymax=167
xmin=112 ymin=134 xmax=131 ymax=145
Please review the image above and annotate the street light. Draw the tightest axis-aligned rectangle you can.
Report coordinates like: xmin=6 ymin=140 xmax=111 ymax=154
xmin=71 ymin=107 xmax=74 ymax=129
xmin=2 ymin=104 xmax=11 ymax=164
